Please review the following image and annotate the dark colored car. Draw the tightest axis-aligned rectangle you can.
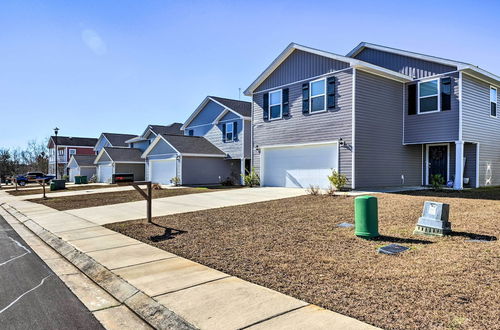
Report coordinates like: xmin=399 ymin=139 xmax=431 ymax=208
xmin=15 ymin=172 xmax=55 ymax=186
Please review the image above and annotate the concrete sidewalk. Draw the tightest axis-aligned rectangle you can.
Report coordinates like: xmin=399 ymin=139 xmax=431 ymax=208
xmin=1 ymin=192 xmax=377 ymax=329
xmin=66 ymin=187 xmax=307 ymax=225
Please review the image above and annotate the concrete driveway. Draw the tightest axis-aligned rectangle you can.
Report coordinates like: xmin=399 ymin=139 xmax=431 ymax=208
xmin=66 ymin=187 xmax=307 ymax=225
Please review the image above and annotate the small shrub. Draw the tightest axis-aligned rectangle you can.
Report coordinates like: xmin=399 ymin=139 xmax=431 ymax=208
xmin=62 ymin=174 xmax=69 ymax=182
xmin=170 ymin=176 xmax=181 ymax=186
xmin=430 ymin=174 xmax=445 ymax=191
xmin=326 ymin=185 xmax=336 ymax=196
xmin=327 ymin=169 xmax=348 ymax=192
xmin=241 ymin=168 xmax=260 ymax=187
xmin=88 ymin=174 xmax=97 ymax=183
xmin=306 ymin=185 xmax=321 ymax=196
xmin=221 ymin=177 xmax=234 ymax=186
xmin=152 ymin=183 xmax=163 ymax=190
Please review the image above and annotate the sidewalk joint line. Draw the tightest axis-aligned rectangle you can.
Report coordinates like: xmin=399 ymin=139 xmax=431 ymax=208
xmin=67 ymin=233 xmax=120 ymax=243
xmin=110 ymin=256 xmax=178 ymax=271
xmin=238 ymin=304 xmax=311 ymax=330
xmin=82 ymin=242 xmax=143 ymax=254
xmin=53 ymin=225 xmax=103 ymax=234
xmin=152 ymin=275 xmax=232 ymax=297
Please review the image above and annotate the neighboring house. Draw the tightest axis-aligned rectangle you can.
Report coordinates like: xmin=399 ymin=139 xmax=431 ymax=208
xmin=141 ymin=134 xmax=231 ymax=185
xmin=94 ymin=147 xmax=145 ymax=183
xmin=67 ymin=155 xmax=97 ymax=182
xmin=244 ymin=42 xmax=500 ymax=190
xmin=141 ymin=97 xmax=251 ymax=185
xmin=94 ymin=133 xmax=138 ymax=153
xmin=47 ymin=136 xmax=98 ymax=178
xmin=125 ymin=123 xmax=184 ymax=151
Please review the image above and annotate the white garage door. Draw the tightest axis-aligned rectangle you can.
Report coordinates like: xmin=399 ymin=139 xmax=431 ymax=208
xmin=98 ymin=164 xmax=113 ymax=183
xmin=262 ymin=142 xmax=338 ymax=189
xmin=69 ymin=168 xmax=79 ymax=182
xmin=149 ymin=158 xmax=176 ymax=185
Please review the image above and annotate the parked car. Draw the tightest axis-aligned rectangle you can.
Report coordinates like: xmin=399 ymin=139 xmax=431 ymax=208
xmin=15 ymin=172 xmax=55 ymax=186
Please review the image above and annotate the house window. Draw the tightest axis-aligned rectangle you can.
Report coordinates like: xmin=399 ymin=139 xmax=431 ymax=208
xmin=269 ymin=90 xmax=282 ymax=119
xmin=58 ymin=149 xmax=64 ymax=156
xmin=418 ymin=79 xmax=440 ymax=113
xmin=225 ymin=122 xmax=234 ymax=141
xmin=310 ymin=78 xmax=326 ymax=112
xmin=69 ymin=149 xmax=76 ymax=155
xmin=188 ymin=129 xmax=194 ymax=136
xmin=491 ymin=87 xmax=497 ymax=117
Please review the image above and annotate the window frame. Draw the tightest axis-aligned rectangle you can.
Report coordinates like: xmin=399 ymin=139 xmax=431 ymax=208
xmin=68 ymin=148 xmax=76 ymax=155
xmin=225 ymin=122 xmax=234 ymax=142
xmin=58 ymin=148 xmax=64 ymax=156
xmin=309 ymin=78 xmax=327 ymax=113
xmin=268 ymin=89 xmax=283 ymax=120
xmin=490 ymin=86 xmax=497 ymax=118
xmin=418 ymin=78 xmax=441 ymax=114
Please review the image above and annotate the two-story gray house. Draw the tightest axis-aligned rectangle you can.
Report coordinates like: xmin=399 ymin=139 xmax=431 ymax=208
xmin=244 ymin=42 xmax=499 ymax=190
xmin=141 ymin=96 xmax=251 ymax=185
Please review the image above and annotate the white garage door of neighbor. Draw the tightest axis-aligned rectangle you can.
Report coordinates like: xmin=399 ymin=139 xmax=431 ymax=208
xmin=262 ymin=143 xmax=338 ymax=189
xmin=69 ymin=168 xmax=79 ymax=182
xmin=150 ymin=158 xmax=176 ymax=185
xmin=98 ymin=164 xmax=113 ymax=183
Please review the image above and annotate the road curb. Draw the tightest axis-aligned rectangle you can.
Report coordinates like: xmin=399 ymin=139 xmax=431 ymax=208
xmin=0 ymin=203 xmax=198 ymax=330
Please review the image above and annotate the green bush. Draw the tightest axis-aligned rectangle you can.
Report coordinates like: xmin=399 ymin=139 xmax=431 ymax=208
xmin=430 ymin=174 xmax=445 ymax=190
xmin=241 ymin=168 xmax=260 ymax=187
xmin=170 ymin=176 xmax=181 ymax=186
xmin=327 ymin=169 xmax=348 ymax=192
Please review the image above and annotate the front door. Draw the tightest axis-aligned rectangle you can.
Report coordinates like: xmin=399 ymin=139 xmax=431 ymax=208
xmin=428 ymin=145 xmax=448 ymax=184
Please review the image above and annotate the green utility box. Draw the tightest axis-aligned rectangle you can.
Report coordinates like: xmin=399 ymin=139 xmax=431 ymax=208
xmin=50 ymin=179 xmax=66 ymax=191
xmin=75 ymin=176 xmax=88 ymax=184
xmin=354 ymin=195 xmax=379 ymax=238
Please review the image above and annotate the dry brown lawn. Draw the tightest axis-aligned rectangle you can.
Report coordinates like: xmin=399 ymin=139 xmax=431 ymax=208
xmin=106 ymin=187 xmax=500 ymax=330
xmin=6 ymin=184 xmax=117 ymax=196
xmin=30 ymin=186 xmax=239 ymax=211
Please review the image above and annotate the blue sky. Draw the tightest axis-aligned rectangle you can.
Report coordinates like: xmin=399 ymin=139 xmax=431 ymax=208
xmin=1 ymin=0 xmax=499 ymax=149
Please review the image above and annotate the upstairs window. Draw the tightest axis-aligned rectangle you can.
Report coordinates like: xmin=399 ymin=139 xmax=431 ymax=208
xmin=310 ymin=78 xmax=326 ymax=112
xmin=491 ymin=87 xmax=497 ymax=117
xmin=188 ymin=129 xmax=194 ymax=136
xmin=418 ymin=79 xmax=440 ymax=113
xmin=58 ymin=148 xmax=64 ymax=156
xmin=269 ymin=90 xmax=282 ymax=120
xmin=69 ymin=149 xmax=76 ymax=155
xmin=225 ymin=122 xmax=234 ymax=141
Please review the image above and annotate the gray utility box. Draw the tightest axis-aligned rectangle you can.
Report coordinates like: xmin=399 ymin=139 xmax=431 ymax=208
xmin=414 ymin=201 xmax=452 ymax=236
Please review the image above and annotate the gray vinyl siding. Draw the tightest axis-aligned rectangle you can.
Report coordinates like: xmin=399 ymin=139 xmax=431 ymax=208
xmin=404 ymin=73 xmax=460 ymax=144
xmin=354 ymin=48 xmax=457 ymax=79
xmin=203 ymin=119 xmax=244 ymax=158
xmin=115 ymin=163 xmax=145 ymax=181
xmin=96 ymin=152 xmax=112 ymax=163
xmin=462 ymin=74 xmax=500 ymax=186
xmin=255 ymin=50 xmax=350 ymax=92
xmin=189 ymin=101 xmax=225 ymax=127
xmin=355 ymin=70 xmax=422 ymax=188
xmin=148 ymin=139 xmax=177 ymax=155
xmin=131 ymin=140 xmax=150 ymax=152
xmin=181 ymin=157 xmax=240 ymax=185
xmin=252 ymin=69 xmax=354 ymax=187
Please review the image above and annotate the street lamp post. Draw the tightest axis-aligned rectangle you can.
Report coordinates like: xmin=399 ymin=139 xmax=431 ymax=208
xmin=54 ymin=127 xmax=59 ymax=179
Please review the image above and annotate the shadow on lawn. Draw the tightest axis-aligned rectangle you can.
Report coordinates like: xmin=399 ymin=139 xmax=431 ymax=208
xmin=149 ymin=221 xmax=187 ymax=242
xmin=449 ymin=231 xmax=497 ymax=241
xmin=368 ymin=235 xmax=433 ymax=245
xmin=394 ymin=186 xmax=500 ymax=201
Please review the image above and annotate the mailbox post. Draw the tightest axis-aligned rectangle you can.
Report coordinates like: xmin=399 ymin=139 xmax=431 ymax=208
xmin=117 ymin=181 xmax=152 ymax=223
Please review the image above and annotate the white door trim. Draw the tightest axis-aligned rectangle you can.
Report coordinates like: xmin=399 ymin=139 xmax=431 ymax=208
xmin=425 ymin=143 xmax=450 ymax=185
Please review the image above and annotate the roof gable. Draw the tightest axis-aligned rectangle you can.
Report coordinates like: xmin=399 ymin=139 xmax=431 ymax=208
xmin=48 ymin=136 xmax=98 ymax=148
xmin=244 ymin=43 xmax=412 ymax=95
xmin=182 ymin=97 xmax=250 ymax=130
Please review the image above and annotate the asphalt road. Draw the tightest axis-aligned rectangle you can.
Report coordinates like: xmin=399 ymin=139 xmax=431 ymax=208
xmin=0 ymin=215 xmax=103 ymax=330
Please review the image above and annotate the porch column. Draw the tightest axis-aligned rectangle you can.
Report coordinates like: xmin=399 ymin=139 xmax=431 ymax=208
xmin=454 ymin=141 xmax=464 ymax=190
xmin=240 ymin=158 xmax=245 ymax=185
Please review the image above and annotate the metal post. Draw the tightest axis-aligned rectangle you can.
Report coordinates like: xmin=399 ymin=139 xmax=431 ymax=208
xmin=147 ymin=182 xmax=152 ymax=223
xmin=54 ymin=127 xmax=59 ymax=179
